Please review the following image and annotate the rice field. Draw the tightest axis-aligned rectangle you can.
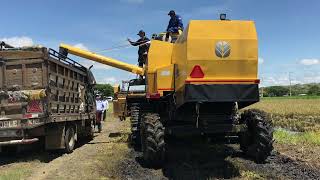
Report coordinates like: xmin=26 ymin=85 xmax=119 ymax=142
xmin=246 ymin=98 xmax=320 ymax=132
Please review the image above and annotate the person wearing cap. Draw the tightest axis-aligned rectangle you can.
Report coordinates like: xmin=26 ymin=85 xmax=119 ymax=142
xmin=102 ymin=96 xmax=109 ymax=121
xmin=95 ymin=95 xmax=104 ymax=133
xmin=167 ymin=10 xmax=184 ymax=33
xmin=127 ymin=30 xmax=150 ymax=68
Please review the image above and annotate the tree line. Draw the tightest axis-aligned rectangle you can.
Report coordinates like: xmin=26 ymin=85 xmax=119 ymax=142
xmin=95 ymin=84 xmax=114 ymax=98
xmin=261 ymin=83 xmax=320 ymax=97
xmin=93 ymin=83 xmax=320 ymax=98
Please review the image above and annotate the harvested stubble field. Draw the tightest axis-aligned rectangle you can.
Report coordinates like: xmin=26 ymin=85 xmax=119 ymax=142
xmin=248 ymin=97 xmax=320 ymax=169
xmin=248 ymin=97 xmax=320 ymax=132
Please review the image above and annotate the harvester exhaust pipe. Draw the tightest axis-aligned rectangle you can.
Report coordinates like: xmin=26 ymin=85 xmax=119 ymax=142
xmin=59 ymin=43 xmax=145 ymax=76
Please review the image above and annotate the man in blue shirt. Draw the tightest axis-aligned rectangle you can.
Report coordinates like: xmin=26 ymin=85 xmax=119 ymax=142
xmin=167 ymin=10 xmax=184 ymax=33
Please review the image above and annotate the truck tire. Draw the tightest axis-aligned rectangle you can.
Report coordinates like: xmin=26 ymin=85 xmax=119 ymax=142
xmin=239 ymin=109 xmax=274 ymax=163
xmin=64 ymin=126 xmax=76 ymax=153
xmin=130 ymin=104 xmax=141 ymax=147
xmin=141 ymin=113 xmax=165 ymax=167
xmin=87 ymin=121 xmax=95 ymax=141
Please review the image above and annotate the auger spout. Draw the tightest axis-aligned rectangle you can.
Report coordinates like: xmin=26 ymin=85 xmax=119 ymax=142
xmin=59 ymin=43 xmax=145 ymax=76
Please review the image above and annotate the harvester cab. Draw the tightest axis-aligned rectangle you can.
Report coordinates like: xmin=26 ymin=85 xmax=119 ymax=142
xmin=59 ymin=14 xmax=273 ymax=165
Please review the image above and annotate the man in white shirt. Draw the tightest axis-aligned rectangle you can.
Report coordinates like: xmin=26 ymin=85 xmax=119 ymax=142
xmin=102 ymin=97 xmax=109 ymax=121
xmin=95 ymin=95 xmax=104 ymax=132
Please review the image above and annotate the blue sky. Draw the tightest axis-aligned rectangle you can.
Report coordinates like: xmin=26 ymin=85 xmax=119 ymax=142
xmin=1 ymin=0 xmax=320 ymax=86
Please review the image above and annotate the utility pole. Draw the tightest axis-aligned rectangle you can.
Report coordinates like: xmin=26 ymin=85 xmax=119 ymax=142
xmin=261 ymin=76 xmax=264 ymax=98
xmin=289 ymin=72 xmax=292 ymax=96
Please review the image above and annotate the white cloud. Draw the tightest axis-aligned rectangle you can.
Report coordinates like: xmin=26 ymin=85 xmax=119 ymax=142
xmin=0 ymin=36 xmax=34 ymax=47
xmin=302 ymin=74 xmax=320 ymax=84
xmin=98 ymin=77 xmax=117 ymax=84
xmin=258 ymin=57 xmax=264 ymax=64
xmin=261 ymin=72 xmax=320 ymax=87
xmin=121 ymin=0 xmax=144 ymax=3
xmin=300 ymin=58 xmax=319 ymax=66
xmin=74 ymin=43 xmax=89 ymax=51
xmin=262 ymin=75 xmax=290 ymax=86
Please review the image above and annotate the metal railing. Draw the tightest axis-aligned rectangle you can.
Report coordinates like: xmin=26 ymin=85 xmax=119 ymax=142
xmin=48 ymin=48 xmax=87 ymax=72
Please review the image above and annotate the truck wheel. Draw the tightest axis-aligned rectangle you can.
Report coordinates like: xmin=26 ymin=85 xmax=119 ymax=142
xmin=87 ymin=121 xmax=95 ymax=141
xmin=141 ymin=113 xmax=165 ymax=167
xmin=240 ymin=109 xmax=274 ymax=163
xmin=130 ymin=105 xmax=141 ymax=147
xmin=64 ymin=126 xmax=76 ymax=153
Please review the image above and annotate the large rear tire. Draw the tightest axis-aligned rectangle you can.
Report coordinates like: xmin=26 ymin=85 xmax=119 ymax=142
xmin=240 ymin=109 xmax=274 ymax=163
xmin=64 ymin=126 xmax=76 ymax=153
xmin=141 ymin=113 xmax=165 ymax=167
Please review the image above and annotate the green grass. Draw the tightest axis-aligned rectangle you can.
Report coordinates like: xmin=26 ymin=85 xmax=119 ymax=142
xmin=274 ymin=129 xmax=320 ymax=146
xmin=0 ymin=168 xmax=31 ymax=180
xmin=261 ymin=96 xmax=320 ymax=100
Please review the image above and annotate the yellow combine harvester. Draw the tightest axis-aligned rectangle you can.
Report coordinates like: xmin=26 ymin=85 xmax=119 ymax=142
xmin=59 ymin=15 xmax=273 ymax=166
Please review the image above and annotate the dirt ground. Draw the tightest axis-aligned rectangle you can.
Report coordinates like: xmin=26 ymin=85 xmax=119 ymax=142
xmin=1 ymin=116 xmax=320 ymax=180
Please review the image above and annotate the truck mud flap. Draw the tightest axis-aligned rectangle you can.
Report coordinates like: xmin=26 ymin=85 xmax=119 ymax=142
xmin=45 ymin=123 xmax=65 ymax=150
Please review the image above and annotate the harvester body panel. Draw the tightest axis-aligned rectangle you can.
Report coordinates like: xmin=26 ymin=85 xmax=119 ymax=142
xmin=155 ymin=64 xmax=175 ymax=96
xmin=170 ymin=20 xmax=259 ymax=108
xmin=147 ymin=40 xmax=174 ymax=94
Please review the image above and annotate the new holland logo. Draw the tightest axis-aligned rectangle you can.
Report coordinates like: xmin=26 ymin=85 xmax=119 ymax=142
xmin=215 ymin=41 xmax=231 ymax=58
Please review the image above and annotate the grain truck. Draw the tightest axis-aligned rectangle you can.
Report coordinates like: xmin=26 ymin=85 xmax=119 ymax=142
xmin=0 ymin=43 xmax=96 ymax=153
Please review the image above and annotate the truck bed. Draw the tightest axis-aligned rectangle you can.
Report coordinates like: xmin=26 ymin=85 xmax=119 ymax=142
xmin=0 ymin=47 xmax=96 ymax=149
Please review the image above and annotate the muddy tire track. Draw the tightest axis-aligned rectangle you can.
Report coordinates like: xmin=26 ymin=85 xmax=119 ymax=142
xmin=117 ymin=140 xmax=320 ymax=180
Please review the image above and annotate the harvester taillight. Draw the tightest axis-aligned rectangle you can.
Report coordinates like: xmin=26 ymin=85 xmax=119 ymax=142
xmin=190 ymin=65 xmax=204 ymax=78
xmin=147 ymin=93 xmax=161 ymax=99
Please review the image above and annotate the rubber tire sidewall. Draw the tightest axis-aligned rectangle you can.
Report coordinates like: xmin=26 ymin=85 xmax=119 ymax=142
xmin=65 ymin=126 xmax=75 ymax=153
xmin=141 ymin=113 xmax=165 ymax=167
xmin=240 ymin=109 xmax=274 ymax=163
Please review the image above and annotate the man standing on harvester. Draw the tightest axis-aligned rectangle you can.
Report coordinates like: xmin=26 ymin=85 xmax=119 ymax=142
xmin=127 ymin=30 xmax=150 ymax=68
xmin=167 ymin=10 xmax=184 ymax=33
